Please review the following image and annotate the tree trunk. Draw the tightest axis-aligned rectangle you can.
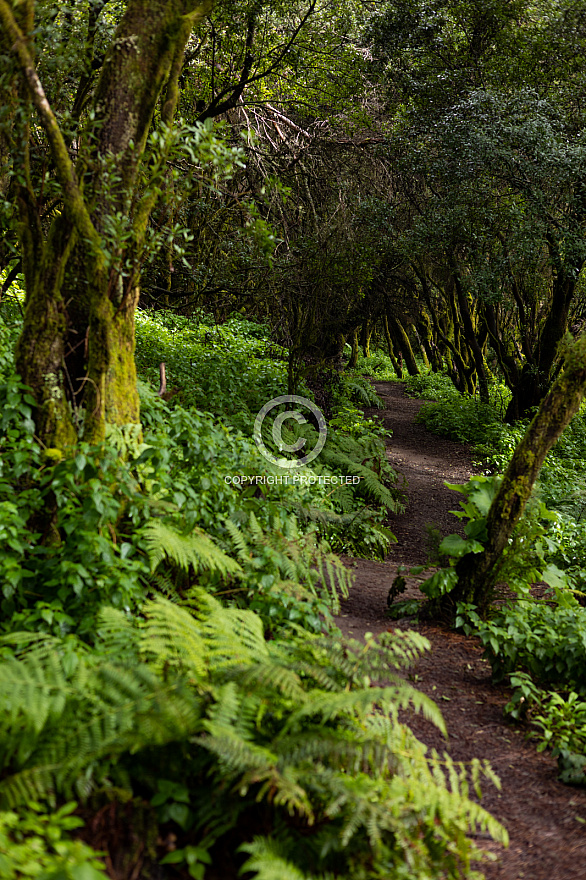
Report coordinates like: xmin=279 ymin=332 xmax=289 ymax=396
xmin=360 ymin=320 xmax=372 ymax=358
xmin=417 ymin=312 xmax=441 ymax=371
xmin=451 ymin=261 xmax=489 ymax=404
xmin=412 ymin=325 xmax=429 ymax=368
xmin=348 ymin=328 xmax=359 ymax=368
xmin=505 ymin=258 xmax=580 ymax=422
xmin=3 ymin=0 xmax=214 ymax=447
xmin=388 ymin=315 xmax=419 ymax=376
xmin=483 ymin=302 xmax=519 ymax=394
xmin=383 ymin=314 xmax=402 ymax=378
xmin=449 ymin=333 xmax=586 ymax=614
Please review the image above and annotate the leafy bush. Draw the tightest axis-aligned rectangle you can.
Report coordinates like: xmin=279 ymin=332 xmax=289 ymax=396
xmin=0 ymin=371 xmax=394 ymax=636
xmin=420 ymin=474 xmax=571 ymax=603
xmin=135 ymin=310 xmax=403 ymax=557
xmin=503 ymin=673 xmax=586 ymax=786
xmin=468 ymin=595 xmax=586 ymax=691
xmin=0 ymin=802 xmax=107 ymax=879
xmin=224 ymin=511 xmax=351 ymax=632
xmin=135 ymin=311 xmax=288 ymax=431
xmin=0 ymin=304 xmax=508 ymax=877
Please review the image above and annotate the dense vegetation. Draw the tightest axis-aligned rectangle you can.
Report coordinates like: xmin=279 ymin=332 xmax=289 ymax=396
xmin=1 ymin=0 xmax=586 ymax=876
xmin=0 ymin=296 xmax=509 ymax=878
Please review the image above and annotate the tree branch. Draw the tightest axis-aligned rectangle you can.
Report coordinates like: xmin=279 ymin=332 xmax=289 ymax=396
xmin=0 ymin=0 xmax=103 ymax=267
xmin=198 ymin=0 xmax=318 ymax=121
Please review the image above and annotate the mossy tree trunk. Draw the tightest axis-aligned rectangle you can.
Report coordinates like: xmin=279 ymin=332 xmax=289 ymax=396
xmin=360 ymin=321 xmax=372 ymax=358
xmin=348 ymin=328 xmax=360 ymax=368
xmin=483 ymin=302 xmax=520 ymax=395
xmin=383 ymin=314 xmax=402 ymax=377
xmin=449 ymin=334 xmax=586 ymax=615
xmin=505 ymin=270 xmax=578 ymax=422
xmin=413 ymin=325 xmax=430 ymax=369
xmin=417 ymin=312 xmax=441 ymax=371
xmin=1 ymin=0 xmax=214 ymax=447
xmin=450 ymin=259 xmax=489 ymax=404
xmin=388 ymin=315 xmax=419 ymax=376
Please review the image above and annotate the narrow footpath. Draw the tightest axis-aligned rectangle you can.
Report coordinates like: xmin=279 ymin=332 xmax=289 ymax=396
xmin=336 ymin=381 xmax=586 ymax=880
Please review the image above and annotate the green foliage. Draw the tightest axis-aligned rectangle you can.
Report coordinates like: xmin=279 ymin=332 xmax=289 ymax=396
xmin=224 ymin=511 xmax=351 ymax=633
xmin=135 ymin=311 xmax=289 ymax=432
xmin=411 ymin=371 xmax=586 ymax=609
xmin=406 ymin=370 xmax=586 ymax=512
xmin=0 ymin=596 xmax=506 ymax=878
xmin=503 ymin=673 xmax=586 ymax=786
xmin=4 ymin=0 xmax=582 ymax=870
xmin=420 ymin=474 xmax=569 ymax=600
xmin=135 ymin=310 xmax=401 ymax=559
xmin=464 ymin=594 xmax=586 ymax=692
xmin=0 ymin=802 xmax=107 ymax=880
xmin=422 ymin=384 xmax=586 ymax=788
xmin=144 ymin=520 xmax=242 ymax=577
xmin=406 ymin=371 xmax=522 ymax=472
xmin=351 ymin=351 xmax=400 ymax=382
xmin=160 ymin=844 xmax=212 ymax=880
xmin=0 ymin=305 xmax=402 ymax=640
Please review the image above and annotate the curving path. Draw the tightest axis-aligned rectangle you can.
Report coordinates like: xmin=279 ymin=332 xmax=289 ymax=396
xmin=336 ymin=381 xmax=586 ymax=880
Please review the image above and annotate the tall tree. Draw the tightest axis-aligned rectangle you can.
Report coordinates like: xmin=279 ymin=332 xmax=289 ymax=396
xmin=0 ymin=0 xmax=213 ymax=446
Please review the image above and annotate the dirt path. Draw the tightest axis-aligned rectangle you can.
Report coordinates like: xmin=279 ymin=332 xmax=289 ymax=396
xmin=337 ymin=382 xmax=586 ymax=880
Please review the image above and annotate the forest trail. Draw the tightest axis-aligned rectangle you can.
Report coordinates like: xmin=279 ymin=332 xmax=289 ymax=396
xmin=336 ymin=382 xmax=586 ymax=880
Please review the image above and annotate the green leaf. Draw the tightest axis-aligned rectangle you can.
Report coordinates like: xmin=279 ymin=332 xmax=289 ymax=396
xmin=439 ymin=534 xmax=484 ymax=558
xmin=420 ymin=568 xmax=459 ymax=599
xmin=542 ymin=564 xmax=569 ymax=589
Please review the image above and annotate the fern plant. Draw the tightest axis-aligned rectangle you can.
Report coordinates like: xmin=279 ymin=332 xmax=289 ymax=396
xmin=144 ymin=595 xmax=507 ymax=879
xmin=223 ymin=511 xmax=352 ymax=631
xmin=143 ymin=519 xmax=242 ymax=577
xmin=0 ymin=596 xmax=507 ymax=879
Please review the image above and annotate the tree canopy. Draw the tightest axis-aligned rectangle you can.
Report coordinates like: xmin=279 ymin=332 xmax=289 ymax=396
xmin=3 ymin=2 xmax=586 ymax=876
xmin=2 ymin=0 xmax=585 ymax=442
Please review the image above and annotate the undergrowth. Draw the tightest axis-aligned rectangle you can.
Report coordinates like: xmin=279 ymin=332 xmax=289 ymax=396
xmin=0 ymin=295 xmax=507 ymax=878
xmin=406 ymin=368 xmax=586 ymax=787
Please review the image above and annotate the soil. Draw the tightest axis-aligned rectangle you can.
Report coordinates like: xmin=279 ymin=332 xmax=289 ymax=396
xmin=336 ymin=381 xmax=586 ymax=880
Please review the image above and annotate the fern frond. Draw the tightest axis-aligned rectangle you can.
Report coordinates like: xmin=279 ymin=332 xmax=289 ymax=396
xmin=195 ymin=591 xmax=269 ymax=668
xmin=143 ymin=520 xmax=242 ymax=576
xmin=139 ymin=593 xmax=269 ymax=675
xmin=240 ymin=837 xmax=329 ymax=880
xmin=138 ymin=596 xmax=208 ymax=678
xmin=223 ymin=517 xmax=249 ymax=559
xmin=283 ymin=684 xmax=445 ymax=737
xmin=228 ymin=661 xmax=305 ymax=702
xmin=0 ymin=655 xmax=199 ymax=809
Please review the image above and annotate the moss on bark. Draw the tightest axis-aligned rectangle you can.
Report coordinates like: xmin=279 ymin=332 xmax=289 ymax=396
xmin=389 ymin=315 xmax=419 ymax=376
xmin=5 ymin=0 xmax=215 ymax=449
xmin=448 ymin=333 xmax=586 ymax=615
xmin=348 ymin=328 xmax=359 ymax=369
xmin=383 ymin=314 xmax=402 ymax=378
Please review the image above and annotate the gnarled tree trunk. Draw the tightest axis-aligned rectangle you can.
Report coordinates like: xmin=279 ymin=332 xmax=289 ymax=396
xmin=388 ymin=315 xmax=419 ymax=376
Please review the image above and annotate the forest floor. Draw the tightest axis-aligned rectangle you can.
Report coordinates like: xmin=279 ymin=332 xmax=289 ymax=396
xmin=336 ymin=381 xmax=586 ymax=880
